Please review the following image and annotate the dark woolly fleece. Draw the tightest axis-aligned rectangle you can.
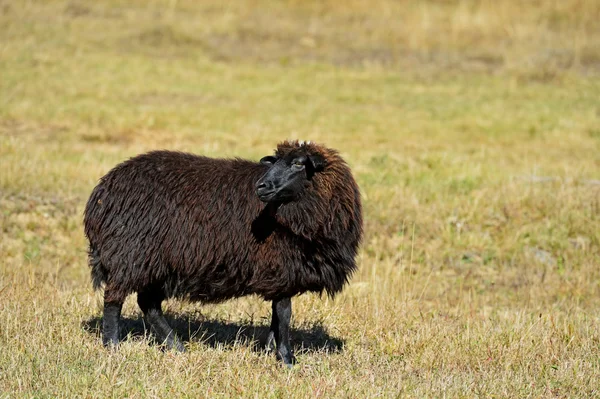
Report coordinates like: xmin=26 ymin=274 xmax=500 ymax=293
xmin=84 ymin=141 xmax=363 ymax=305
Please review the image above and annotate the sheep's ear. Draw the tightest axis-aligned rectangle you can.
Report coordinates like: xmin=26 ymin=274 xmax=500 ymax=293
xmin=260 ymin=156 xmax=277 ymax=165
xmin=308 ymin=154 xmax=326 ymax=172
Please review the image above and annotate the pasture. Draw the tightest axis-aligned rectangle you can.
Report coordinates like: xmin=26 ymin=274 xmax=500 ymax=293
xmin=1 ymin=0 xmax=599 ymax=397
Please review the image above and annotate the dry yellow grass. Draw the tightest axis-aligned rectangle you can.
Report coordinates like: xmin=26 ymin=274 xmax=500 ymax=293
xmin=1 ymin=0 xmax=599 ymax=397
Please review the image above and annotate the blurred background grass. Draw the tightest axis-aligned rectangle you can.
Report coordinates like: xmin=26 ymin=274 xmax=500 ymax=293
xmin=1 ymin=0 xmax=599 ymax=397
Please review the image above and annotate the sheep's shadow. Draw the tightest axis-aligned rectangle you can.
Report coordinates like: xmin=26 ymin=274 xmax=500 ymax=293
xmin=82 ymin=312 xmax=344 ymax=354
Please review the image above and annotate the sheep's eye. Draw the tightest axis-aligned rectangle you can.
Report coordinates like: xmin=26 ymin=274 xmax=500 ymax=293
xmin=292 ymin=160 xmax=305 ymax=169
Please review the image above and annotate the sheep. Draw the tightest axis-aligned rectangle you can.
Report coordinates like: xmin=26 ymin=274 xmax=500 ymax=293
xmin=84 ymin=140 xmax=363 ymax=365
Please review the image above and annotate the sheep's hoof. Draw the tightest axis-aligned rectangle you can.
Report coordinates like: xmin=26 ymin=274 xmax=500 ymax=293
xmin=278 ymin=353 xmax=296 ymax=367
xmin=164 ymin=338 xmax=186 ymax=353
xmin=174 ymin=341 xmax=186 ymax=353
xmin=102 ymin=336 xmax=120 ymax=349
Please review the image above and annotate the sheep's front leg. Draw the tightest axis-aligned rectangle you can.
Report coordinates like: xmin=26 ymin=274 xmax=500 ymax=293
xmin=269 ymin=297 xmax=296 ymax=366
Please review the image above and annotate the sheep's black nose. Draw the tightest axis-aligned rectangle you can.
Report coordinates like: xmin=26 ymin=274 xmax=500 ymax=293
xmin=256 ymin=180 xmax=274 ymax=190
xmin=256 ymin=180 xmax=275 ymax=200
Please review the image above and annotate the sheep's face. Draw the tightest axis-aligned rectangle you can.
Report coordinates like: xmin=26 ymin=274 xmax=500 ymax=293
xmin=256 ymin=151 xmax=326 ymax=203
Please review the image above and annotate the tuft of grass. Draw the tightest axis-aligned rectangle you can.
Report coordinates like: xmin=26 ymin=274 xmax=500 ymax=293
xmin=1 ymin=0 xmax=600 ymax=397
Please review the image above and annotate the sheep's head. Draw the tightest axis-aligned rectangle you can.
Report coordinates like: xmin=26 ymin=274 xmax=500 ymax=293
xmin=256 ymin=140 xmax=327 ymax=203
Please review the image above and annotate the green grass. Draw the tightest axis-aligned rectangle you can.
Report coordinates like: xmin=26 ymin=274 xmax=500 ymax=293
xmin=1 ymin=0 xmax=600 ymax=397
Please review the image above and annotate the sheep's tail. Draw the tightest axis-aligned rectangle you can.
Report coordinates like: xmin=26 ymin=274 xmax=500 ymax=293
xmin=88 ymin=246 xmax=107 ymax=290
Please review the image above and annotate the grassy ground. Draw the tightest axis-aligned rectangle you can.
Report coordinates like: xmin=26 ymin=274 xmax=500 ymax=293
xmin=1 ymin=0 xmax=600 ymax=397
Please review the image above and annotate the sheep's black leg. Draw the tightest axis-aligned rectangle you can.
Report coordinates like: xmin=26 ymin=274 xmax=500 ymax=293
xmin=269 ymin=297 xmax=295 ymax=366
xmin=103 ymin=302 xmax=122 ymax=347
xmin=137 ymin=290 xmax=185 ymax=352
xmin=102 ymin=289 xmax=123 ymax=348
xmin=266 ymin=311 xmax=277 ymax=352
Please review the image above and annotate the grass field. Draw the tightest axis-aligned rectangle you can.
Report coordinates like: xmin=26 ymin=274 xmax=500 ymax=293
xmin=1 ymin=0 xmax=600 ymax=397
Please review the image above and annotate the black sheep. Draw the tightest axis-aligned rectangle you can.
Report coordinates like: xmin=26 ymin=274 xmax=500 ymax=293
xmin=84 ymin=140 xmax=363 ymax=365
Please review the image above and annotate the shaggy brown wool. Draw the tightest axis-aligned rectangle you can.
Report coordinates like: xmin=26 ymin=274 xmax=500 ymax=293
xmin=84 ymin=140 xmax=362 ymax=363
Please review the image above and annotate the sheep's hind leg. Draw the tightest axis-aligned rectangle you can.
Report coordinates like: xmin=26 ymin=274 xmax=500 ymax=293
xmin=269 ymin=297 xmax=296 ymax=366
xmin=102 ymin=288 xmax=124 ymax=348
xmin=137 ymin=289 xmax=185 ymax=352
xmin=266 ymin=305 xmax=277 ymax=352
